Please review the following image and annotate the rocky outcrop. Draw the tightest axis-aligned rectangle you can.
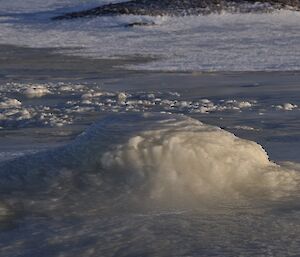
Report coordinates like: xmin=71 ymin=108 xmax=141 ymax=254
xmin=53 ymin=0 xmax=300 ymax=20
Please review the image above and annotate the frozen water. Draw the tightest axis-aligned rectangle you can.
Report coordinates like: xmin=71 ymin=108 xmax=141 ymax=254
xmin=0 ymin=113 xmax=299 ymax=257
xmin=0 ymin=1 xmax=300 ymax=256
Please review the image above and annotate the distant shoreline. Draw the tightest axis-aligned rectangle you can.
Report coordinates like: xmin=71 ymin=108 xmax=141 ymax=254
xmin=53 ymin=0 xmax=300 ymax=20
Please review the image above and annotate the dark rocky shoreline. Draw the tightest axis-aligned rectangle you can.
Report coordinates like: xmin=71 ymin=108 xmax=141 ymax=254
xmin=53 ymin=0 xmax=300 ymax=20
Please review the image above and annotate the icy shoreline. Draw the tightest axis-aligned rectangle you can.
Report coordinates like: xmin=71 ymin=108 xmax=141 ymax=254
xmin=1 ymin=10 xmax=300 ymax=72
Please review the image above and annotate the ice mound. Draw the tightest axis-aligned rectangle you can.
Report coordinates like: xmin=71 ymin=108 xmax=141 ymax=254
xmin=99 ymin=114 xmax=299 ymax=202
xmin=275 ymin=102 xmax=298 ymax=111
xmin=23 ymin=85 xmax=50 ymax=98
xmin=0 ymin=113 xmax=298 ymax=204
xmin=0 ymin=98 xmax=21 ymax=109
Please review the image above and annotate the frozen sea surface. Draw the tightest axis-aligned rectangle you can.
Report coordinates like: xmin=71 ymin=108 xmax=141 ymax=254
xmin=0 ymin=1 xmax=300 ymax=256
